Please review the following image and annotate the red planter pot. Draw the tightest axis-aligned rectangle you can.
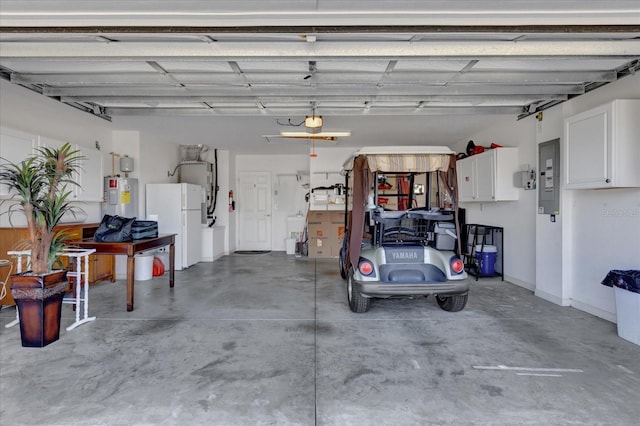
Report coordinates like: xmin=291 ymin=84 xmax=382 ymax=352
xmin=10 ymin=270 xmax=68 ymax=348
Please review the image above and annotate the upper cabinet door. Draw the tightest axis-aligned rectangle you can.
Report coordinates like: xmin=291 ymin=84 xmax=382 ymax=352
xmin=38 ymin=136 xmax=104 ymax=201
xmin=37 ymin=135 xmax=67 ymax=151
xmin=456 ymin=147 xmax=519 ymax=202
xmin=565 ymin=103 xmax=611 ymax=188
xmin=38 ymin=136 xmax=81 ymax=199
xmin=76 ymin=145 xmax=104 ymax=202
xmin=565 ymin=100 xmax=640 ymax=189
xmin=0 ymin=127 xmax=37 ymax=198
xmin=456 ymin=156 xmax=476 ymax=202
xmin=474 ymin=151 xmax=496 ymax=201
xmin=2 ymin=129 xmax=104 ymax=202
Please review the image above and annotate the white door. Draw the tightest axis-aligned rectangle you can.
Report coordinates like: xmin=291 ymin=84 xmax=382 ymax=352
xmin=237 ymin=172 xmax=272 ymax=251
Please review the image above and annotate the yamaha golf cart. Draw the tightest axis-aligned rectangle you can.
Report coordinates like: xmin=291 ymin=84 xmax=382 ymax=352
xmin=339 ymin=146 xmax=470 ymax=313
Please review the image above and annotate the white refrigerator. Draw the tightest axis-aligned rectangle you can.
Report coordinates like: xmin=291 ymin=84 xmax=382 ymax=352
xmin=146 ymin=183 xmax=204 ymax=270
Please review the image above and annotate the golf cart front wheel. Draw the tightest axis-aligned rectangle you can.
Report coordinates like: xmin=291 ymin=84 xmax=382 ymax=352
xmin=347 ymin=269 xmax=371 ymax=313
xmin=436 ymin=293 xmax=468 ymax=312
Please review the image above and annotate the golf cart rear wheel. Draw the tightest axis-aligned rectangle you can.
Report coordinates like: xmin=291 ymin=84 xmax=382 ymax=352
xmin=339 ymin=231 xmax=348 ymax=280
xmin=436 ymin=293 xmax=468 ymax=312
xmin=347 ymin=268 xmax=371 ymax=313
xmin=339 ymin=248 xmax=347 ymax=280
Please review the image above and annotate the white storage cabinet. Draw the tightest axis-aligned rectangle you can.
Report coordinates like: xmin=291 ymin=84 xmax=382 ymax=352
xmin=0 ymin=129 xmax=103 ymax=202
xmin=38 ymin=136 xmax=104 ymax=201
xmin=457 ymin=147 xmax=519 ymax=202
xmin=564 ymin=99 xmax=640 ymax=189
xmin=0 ymin=127 xmax=37 ymax=198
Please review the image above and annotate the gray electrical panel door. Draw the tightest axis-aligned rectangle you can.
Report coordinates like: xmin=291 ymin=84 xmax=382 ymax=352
xmin=538 ymin=138 xmax=560 ymax=215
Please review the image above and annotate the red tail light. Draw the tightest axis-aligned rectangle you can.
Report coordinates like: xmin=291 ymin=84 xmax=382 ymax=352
xmin=450 ymin=258 xmax=464 ymax=274
xmin=359 ymin=260 xmax=374 ymax=276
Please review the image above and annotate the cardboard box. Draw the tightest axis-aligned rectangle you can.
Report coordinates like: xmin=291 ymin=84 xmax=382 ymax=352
xmin=307 ymin=235 xmax=343 ymax=258
xmin=308 ymin=237 xmax=335 ymax=258
xmin=308 ymin=210 xmax=332 ymax=239
xmin=330 ymin=211 xmax=346 ymax=240
xmin=306 ymin=210 xmax=346 ymax=258
xmin=307 ymin=211 xmax=346 ymax=240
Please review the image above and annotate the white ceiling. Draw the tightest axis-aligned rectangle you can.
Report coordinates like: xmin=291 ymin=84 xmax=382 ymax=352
xmin=1 ymin=1 xmax=639 ymax=154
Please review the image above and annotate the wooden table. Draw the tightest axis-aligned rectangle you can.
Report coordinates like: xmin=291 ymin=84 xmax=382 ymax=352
xmin=73 ymin=234 xmax=176 ymax=312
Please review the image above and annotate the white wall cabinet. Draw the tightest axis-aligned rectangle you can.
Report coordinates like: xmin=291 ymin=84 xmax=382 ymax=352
xmin=76 ymin=144 xmax=104 ymax=201
xmin=38 ymin=136 xmax=104 ymax=201
xmin=1 ymin=129 xmax=103 ymax=202
xmin=0 ymin=127 xmax=36 ymax=198
xmin=564 ymin=99 xmax=640 ymax=189
xmin=456 ymin=147 xmax=519 ymax=202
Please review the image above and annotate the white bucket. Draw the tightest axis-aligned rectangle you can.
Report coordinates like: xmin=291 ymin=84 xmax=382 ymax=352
xmin=135 ymin=253 xmax=154 ymax=281
xmin=285 ymin=238 xmax=296 ymax=255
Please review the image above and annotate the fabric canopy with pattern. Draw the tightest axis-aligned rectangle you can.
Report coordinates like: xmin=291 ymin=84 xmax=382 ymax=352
xmin=342 ymin=146 xmax=456 ymax=173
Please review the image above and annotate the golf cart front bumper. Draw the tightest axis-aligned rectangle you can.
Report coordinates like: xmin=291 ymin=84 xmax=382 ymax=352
xmin=354 ymin=278 xmax=470 ymax=298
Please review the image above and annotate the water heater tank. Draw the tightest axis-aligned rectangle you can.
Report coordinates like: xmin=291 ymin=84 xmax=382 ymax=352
xmin=120 ymin=155 xmax=134 ymax=172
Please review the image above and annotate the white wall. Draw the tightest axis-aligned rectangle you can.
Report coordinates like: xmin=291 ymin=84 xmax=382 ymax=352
xmin=454 ymin=73 xmax=640 ymax=322
xmin=558 ymin=74 xmax=640 ymax=321
xmin=452 ymin=117 xmax=538 ymax=290
xmin=534 ymin=111 xmax=567 ymax=305
xmin=235 ymin=154 xmax=310 ymax=251
xmin=0 ymin=80 xmax=114 ymax=224
xmin=0 ymin=80 xmax=113 ymax=152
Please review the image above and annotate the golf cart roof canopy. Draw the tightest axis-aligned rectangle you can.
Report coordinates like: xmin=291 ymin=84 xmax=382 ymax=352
xmin=342 ymin=146 xmax=456 ymax=173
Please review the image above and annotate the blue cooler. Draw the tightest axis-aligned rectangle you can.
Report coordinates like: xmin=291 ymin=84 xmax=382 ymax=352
xmin=475 ymin=245 xmax=497 ymax=275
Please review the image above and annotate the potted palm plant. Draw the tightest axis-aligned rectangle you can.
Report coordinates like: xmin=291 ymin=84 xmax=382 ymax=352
xmin=0 ymin=143 xmax=83 ymax=347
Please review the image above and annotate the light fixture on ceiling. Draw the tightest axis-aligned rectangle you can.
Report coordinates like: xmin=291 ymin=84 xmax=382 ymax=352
xmin=304 ymin=115 xmax=323 ymax=130
xmin=271 ymin=108 xmax=350 ymax=141
xmin=279 ymin=131 xmax=350 ymax=138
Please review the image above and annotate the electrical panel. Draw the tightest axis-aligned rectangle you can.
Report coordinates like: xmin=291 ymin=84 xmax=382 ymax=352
xmin=538 ymin=138 xmax=560 ymax=215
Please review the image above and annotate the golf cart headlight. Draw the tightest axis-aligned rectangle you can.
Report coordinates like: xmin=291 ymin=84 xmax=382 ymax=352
xmin=358 ymin=259 xmax=375 ymax=276
xmin=450 ymin=257 xmax=464 ymax=274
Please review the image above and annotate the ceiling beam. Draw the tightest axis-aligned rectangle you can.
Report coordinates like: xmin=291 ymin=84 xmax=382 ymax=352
xmin=42 ymin=84 xmax=586 ymax=97
xmin=60 ymin=94 xmax=569 ymax=105
xmin=1 ymin=25 xmax=639 ymax=34
xmin=9 ymin=70 xmax=618 ymax=85
xmin=2 ymin=40 xmax=639 ymax=60
xmin=103 ymin=106 xmax=526 ymax=116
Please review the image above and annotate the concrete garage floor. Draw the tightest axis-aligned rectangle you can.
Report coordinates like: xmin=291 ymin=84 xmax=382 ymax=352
xmin=1 ymin=252 xmax=639 ymax=425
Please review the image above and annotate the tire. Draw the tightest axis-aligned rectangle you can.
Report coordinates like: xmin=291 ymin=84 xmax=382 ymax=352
xmin=436 ymin=293 xmax=468 ymax=312
xmin=347 ymin=268 xmax=371 ymax=313
xmin=339 ymin=235 xmax=348 ymax=280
